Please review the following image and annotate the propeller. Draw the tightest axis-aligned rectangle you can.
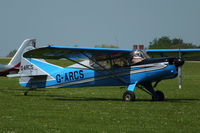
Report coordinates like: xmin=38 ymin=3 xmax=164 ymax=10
xmin=174 ymin=56 xmax=184 ymax=89
xmin=178 ymin=46 xmax=183 ymax=89
xmin=178 ymin=63 xmax=182 ymax=89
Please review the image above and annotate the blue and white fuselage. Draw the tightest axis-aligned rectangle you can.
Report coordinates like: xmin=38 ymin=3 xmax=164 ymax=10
xmin=19 ymin=58 xmax=178 ymax=90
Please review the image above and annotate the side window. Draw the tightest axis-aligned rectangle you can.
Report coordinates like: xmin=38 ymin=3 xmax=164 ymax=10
xmin=111 ymin=57 xmax=129 ymax=68
xmin=89 ymin=55 xmax=132 ymax=70
xmin=89 ymin=60 xmax=111 ymax=70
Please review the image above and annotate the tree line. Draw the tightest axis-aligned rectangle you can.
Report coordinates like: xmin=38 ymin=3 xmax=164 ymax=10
xmin=149 ymin=36 xmax=200 ymax=49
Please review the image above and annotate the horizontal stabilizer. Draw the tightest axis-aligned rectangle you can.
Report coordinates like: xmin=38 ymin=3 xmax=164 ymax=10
xmin=7 ymin=74 xmax=47 ymax=78
xmin=7 ymin=74 xmax=20 ymax=78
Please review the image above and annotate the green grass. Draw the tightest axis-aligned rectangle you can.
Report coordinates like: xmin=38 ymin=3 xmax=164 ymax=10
xmin=0 ymin=59 xmax=200 ymax=133
xmin=0 ymin=58 xmax=11 ymax=64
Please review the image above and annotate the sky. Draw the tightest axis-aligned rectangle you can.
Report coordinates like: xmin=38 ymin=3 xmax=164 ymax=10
xmin=0 ymin=0 xmax=200 ymax=57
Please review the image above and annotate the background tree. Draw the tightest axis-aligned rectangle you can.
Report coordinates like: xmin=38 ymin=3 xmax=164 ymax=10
xmin=7 ymin=49 xmax=17 ymax=57
xmin=94 ymin=44 xmax=119 ymax=48
xmin=149 ymin=36 xmax=200 ymax=49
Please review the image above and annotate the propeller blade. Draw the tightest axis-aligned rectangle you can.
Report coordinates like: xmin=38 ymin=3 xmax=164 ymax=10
xmin=178 ymin=66 xmax=182 ymax=89
xmin=178 ymin=45 xmax=182 ymax=89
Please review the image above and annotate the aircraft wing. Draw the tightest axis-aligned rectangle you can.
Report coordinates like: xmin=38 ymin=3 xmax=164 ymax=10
xmin=23 ymin=45 xmax=200 ymax=61
xmin=23 ymin=46 xmax=132 ymax=60
xmin=146 ymin=49 xmax=200 ymax=60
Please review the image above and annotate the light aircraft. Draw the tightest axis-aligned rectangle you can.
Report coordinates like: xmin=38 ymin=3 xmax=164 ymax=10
xmin=8 ymin=44 xmax=200 ymax=101
xmin=0 ymin=39 xmax=36 ymax=76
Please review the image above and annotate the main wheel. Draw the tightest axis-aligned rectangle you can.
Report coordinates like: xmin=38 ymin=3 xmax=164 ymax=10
xmin=152 ymin=90 xmax=164 ymax=101
xmin=123 ymin=91 xmax=136 ymax=101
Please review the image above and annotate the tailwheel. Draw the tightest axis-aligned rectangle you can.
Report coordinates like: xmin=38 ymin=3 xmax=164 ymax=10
xmin=24 ymin=91 xmax=28 ymax=96
xmin=123 ymin=91 xmax=136 ymax=101
xmin=24 ymin=88 xmax=36 ymax=96
xmin=152 ymin=90 xmax=165 ymax=101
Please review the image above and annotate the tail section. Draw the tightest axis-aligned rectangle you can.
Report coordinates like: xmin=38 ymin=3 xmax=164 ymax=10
xmin=8 ymin=39 xmax=36 ymax=68
xmin=19 ymin=57 xmax=63 ymax=88
xmin=0 ymin=39 xmax=36 ymax=76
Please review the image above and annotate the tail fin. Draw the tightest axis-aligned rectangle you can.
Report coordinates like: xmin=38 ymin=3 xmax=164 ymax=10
xmin=19 ymin=57 xmax=62 ymax=76
xmin=8 ymin=39 xmax=36 ymax=68
xmin=19 ymin=57 xmax=63 ymax=88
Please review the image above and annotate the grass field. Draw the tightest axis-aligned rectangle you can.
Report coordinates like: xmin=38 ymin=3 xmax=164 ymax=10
xmin=0 ymin=59 xmax=200 ymax=133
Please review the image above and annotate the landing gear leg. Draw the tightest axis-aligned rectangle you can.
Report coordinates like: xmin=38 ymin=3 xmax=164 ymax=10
xmin=123 ymin=83 xmax=137 ymax=101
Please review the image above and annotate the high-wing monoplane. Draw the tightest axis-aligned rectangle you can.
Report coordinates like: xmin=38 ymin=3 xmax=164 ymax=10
xmin=8 ymin=44 xmax=200 ymax=101
xmin=0 ymin=39 xmax=36 ymax=76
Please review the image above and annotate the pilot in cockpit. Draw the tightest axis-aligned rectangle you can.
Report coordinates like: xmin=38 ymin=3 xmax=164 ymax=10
xmin=131 ymin=50 xmax=148 ymax=64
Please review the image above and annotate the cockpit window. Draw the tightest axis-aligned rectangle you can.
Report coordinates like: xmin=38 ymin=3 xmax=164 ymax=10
xmin=89 ymin=50 xmax=150 ymax=69
xmin=89 ymin=57 xmax=129 ymax=70
xmin=130 ymin=50 xmax=149 ymax=64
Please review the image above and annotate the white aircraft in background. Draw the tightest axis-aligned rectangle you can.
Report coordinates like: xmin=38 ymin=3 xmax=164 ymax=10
xmin=0 ymin=39 xmax=36 ymax=76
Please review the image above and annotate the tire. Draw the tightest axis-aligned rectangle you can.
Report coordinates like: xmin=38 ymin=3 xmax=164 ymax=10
xmin=24 ymin=91 xmax=28 ymax=96
xmin=152 ymin=90 xmax=164 ymax=101
xmin=123 ymin=91 xmax=136 ymax=101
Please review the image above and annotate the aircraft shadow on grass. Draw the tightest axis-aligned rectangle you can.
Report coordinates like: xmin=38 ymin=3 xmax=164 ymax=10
xmin=15 ymin=93 xmax=200 ymax=102
xmin=49 ymin=97 xmax=200 ymax=102
xmin=3 ymin=87 xmax=199 ymax=102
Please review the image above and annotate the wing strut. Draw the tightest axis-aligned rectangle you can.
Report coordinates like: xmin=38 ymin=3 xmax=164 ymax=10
xmin=81 ymin=52 xmax=127 ymax=86
xmin=65 ymin=56 xmax=127 ymax=86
